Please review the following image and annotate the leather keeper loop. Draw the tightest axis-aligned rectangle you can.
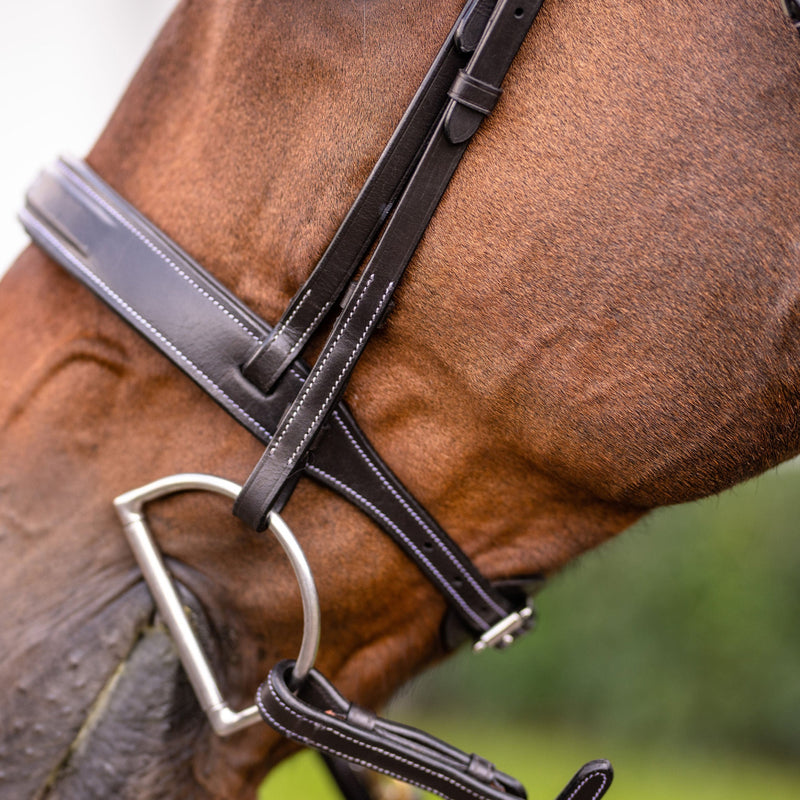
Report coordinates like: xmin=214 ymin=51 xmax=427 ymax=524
xmin=448 ymin=69 xmax=502 ymax=116
xmin=444 ymin=70 xmax=503 ymax=144
xmin=347 ymin=704 xmax=378 ymax=731
xmin=467 ymin=754 xmax=497 ymax=784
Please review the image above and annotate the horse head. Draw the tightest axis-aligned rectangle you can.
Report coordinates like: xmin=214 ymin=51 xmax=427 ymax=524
xmin=1 ymin=0 xmax=799 ymax=797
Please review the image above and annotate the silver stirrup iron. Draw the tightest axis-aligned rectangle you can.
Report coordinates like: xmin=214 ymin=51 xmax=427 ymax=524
xmin=113 ymin=473 xmax=321 ymax=737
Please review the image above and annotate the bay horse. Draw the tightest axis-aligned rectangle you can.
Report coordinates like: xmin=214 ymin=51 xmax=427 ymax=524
xmin=1 ymin=0 xmax=799 ymax=797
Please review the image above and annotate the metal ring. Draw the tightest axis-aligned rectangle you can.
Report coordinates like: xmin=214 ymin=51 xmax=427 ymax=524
xmin=113 ymin=473 xmax=321 ymax=737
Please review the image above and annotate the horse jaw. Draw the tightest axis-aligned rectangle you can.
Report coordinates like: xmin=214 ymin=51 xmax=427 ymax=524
xmin=0 ymin=466 xmax=266 ymax=799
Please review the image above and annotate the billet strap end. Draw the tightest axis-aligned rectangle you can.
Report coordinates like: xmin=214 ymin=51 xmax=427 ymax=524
xmin=454 ymin=0 xmax=498 ymax=54
xmin=555 ymin=761 xmax=613 ymax=800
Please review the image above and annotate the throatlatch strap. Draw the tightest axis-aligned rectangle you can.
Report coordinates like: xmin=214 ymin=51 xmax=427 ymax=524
xmin=259 ymin=661 xmax=614 ymax=800
xmin=234 ymin=0 xmax=546 ymax=532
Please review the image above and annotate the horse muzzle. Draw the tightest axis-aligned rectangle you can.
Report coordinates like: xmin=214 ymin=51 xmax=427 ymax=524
xmin=0 ymin=575 xmax=209 ymax=798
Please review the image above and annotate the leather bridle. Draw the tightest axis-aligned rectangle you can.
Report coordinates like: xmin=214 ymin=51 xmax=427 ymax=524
xmin=20 ymin=1 xmax=614 ymax=798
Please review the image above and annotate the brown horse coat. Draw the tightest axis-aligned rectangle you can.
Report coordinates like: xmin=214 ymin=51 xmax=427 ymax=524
xmin=1 ymin=1 xmax=799 ymax=796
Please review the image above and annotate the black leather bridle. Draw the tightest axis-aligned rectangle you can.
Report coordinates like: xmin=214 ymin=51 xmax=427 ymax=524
xmin=21 ymin=1 xmax=614 ymax=798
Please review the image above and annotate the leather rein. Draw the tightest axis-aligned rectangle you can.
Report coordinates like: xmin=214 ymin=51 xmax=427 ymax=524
xmin=21 ymin=1 xmax=613 ymax=798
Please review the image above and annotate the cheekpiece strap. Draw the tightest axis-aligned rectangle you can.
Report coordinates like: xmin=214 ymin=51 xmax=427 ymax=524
xmin=239 ymin=0 xmax=493 ymax=395
xmin=233 ymin=0 xmax=546 ymax=533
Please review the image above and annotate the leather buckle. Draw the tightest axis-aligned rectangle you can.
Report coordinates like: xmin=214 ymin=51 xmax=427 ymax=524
xmin=472 ymin=603 xmax=534 ymax=653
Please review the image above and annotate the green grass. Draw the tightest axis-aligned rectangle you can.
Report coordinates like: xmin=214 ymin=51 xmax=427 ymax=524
xmin=259 ymin=718 xmax=800 ymax=799
xmin=260 ymin=750 xmax=341 ymax=799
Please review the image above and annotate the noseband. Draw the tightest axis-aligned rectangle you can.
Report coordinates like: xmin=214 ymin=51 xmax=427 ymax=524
xmin=21 ymin=1 xmax=613 ymax=798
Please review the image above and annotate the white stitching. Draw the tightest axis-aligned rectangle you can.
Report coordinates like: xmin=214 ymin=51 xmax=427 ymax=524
xmin=268 ymin=274 xmax=376 ymax=455
xmin=278 ymin=301 xmax=329 ymax=364
xmin=564 ymin=773 xmax=608 ymax=800
xmin=270 ymin=287 xmax=312 ymax=341
xmin=255 ymin=300 xmax=329 ymax=381
xmin=257 ymin=289 xmax=331 ymax=370
xmin=331 ymin=411 xmax=509 ymax=619
xmin=281 ymin=363 xmax=488 ymax=629
xmin=31 ymin=215 xmax=484 ymax=630
xmin=287 ymin=281 xmax=392 ymax=463
xmin=267 ymin=273 xmax=381 ymax=457
xmin=29 ymin=217 xmax=487 ymax=625
xmin=61 ymin=165 xmax=261 ymax=343
xmin=258 ymin=671 xmax=487 ymax=800
xmin=32 ymin=210 xmax=488 ymax=630
xmin=306 ymin=464 xmax=487 ymax=630
xmin=25 ymin=216 xmax=270 ymax=439
xmin=257 ymin=698 xmax=449 ymax=799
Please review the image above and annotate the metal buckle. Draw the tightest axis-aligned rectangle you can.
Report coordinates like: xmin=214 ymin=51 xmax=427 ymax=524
xmin=472 ymin=603 xmax=535 ymax=653
xmin=113 ymin=473 xmax=320 ymax=737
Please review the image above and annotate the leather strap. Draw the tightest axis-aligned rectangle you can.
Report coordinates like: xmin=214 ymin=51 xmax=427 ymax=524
xmin=234 ymin=0 xmax=545 ymax=533
xmin=260 ymin=661 xmax=614 ymax=800
xmin=321 ymin=755 xmax=375 ymax=800
xmin=240 ymin=0 xmax=495 ymax=394
xmin=555 ymin=761 xmax=615 ymax=800
xmin=260 ymin=662 xmax=527 ymax=800
xmin=21 ymin=157 xmax=524 ymax=643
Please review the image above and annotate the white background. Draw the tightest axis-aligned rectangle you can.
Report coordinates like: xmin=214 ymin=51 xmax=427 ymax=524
xmin=0 ymin=1 xmax=175 ymax=276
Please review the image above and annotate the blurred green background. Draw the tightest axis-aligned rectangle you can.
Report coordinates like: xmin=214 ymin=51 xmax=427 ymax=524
xmin=262 ymin=463 xmax=800 ymax=798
